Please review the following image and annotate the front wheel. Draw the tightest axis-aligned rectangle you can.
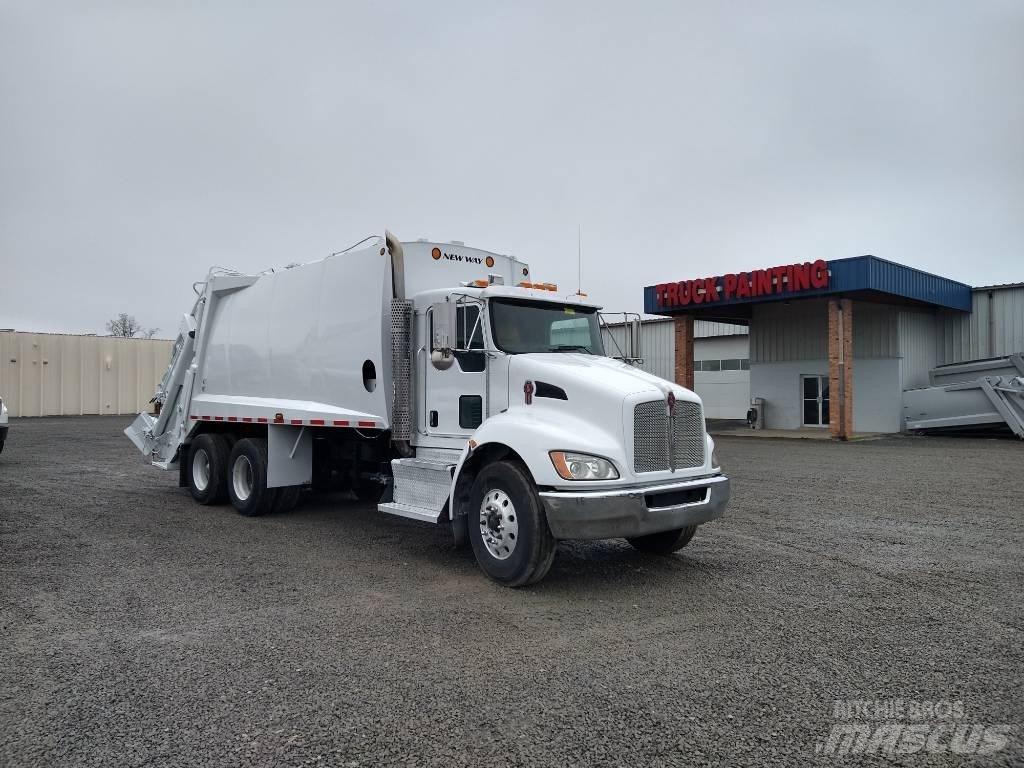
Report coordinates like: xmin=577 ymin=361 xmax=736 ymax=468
xmin=467 ymin=461 xmax=556 ymax=587
xmin=627 ymin=525 xmax=697 ymax=554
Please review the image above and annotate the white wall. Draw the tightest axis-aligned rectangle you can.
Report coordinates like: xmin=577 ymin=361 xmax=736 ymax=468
xmin=853 ymin=358 xmax=902 ymax=432
xmin=751 ymin=358 xmax=903 ymax=432
xmin=0 ymin=332 xmax=172 ymax=417
xmin=750 ymin=360 xmax=828 ymax=430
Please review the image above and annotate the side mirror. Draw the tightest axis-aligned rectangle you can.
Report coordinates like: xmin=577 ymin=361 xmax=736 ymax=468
xmin=431 ymin=301 xmax=456 ymax=370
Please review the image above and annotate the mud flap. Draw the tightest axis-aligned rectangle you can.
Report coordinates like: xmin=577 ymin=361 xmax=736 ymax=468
xmin=267 ymin=424 xmax=312 ymax=488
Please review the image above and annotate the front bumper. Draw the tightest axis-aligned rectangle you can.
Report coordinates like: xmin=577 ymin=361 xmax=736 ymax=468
xmin=540 ymin=473 xmax=730 ymax=540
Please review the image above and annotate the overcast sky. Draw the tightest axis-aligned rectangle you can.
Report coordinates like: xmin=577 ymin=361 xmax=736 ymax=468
xmin=2 ymin=0 xmax=1022 ymax=336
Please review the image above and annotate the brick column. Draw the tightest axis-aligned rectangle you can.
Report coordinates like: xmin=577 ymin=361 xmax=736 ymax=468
xmin=827 ymin=299 xmax=854 ymax=439
xmin=673 ymin=315 xmax=695 ymax=391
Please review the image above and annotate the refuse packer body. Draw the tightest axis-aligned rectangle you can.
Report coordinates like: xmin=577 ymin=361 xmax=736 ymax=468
xmin=126 ymin=232 xmax=730 ymax=586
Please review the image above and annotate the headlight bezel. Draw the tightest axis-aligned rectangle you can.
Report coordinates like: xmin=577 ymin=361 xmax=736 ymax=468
xmin=549 ymin=450 xmax=620 ymax=481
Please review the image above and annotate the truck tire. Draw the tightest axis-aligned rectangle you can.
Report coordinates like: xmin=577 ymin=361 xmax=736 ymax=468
xmin=627 ymin=525 xmax=697 ymax=554
xmin=467 ymin=461 xmax=556 ymax=587
xmin=187 ymin=434 xmax=230 ymax=505
xmin=354 ymin=482 xmax=384 ymax=503
xmin=273 ymin=485 xmax=302 ymax=513
xmin=227 ymin=438 xmax=277 ymax=517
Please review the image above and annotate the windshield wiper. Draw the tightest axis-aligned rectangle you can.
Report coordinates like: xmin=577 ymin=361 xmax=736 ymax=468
xmin=549 ymin=344 xmax=593 ymax=354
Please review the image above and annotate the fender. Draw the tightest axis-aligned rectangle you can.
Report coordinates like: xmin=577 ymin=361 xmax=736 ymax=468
xmin=448 ymin=406 xmax=624 ymax=519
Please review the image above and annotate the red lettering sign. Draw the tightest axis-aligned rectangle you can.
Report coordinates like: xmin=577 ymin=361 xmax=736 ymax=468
xmin=652 ymin=261 xmax=829 ymax=309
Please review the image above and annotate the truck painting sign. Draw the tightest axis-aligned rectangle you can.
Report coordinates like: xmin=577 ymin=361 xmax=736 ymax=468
xmin=650 ymin=260 xmax=829 ymax=311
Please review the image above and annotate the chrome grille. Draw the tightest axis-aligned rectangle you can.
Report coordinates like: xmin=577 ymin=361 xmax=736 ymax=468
xmin=633 ymin=399 xmax=704 ymax=473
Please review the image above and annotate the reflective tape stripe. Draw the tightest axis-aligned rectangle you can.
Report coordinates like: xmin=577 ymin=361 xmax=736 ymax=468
xmin=190 ymin=415 xmax=372 ymax=427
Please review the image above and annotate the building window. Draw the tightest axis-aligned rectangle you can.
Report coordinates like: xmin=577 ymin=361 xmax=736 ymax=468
xmin=695 ymin=358 xmax=750 ymax=372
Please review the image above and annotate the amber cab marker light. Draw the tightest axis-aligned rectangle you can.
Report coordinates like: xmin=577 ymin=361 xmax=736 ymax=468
xmin=485 ymin=256 xmax=495 ymax=268
xmin=431 ymin=247 xmax=441 ymax=260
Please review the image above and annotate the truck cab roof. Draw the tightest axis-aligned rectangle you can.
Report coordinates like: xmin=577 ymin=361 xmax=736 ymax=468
xmin=414 ymin=284 xmax=601 ymax=310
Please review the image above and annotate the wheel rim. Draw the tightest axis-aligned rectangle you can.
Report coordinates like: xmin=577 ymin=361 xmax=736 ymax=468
xmin=232 ymin=455 xmax=254 ymax=502
xmin=479 ymin=488 xmax=518 ymax=560
xmin=192 ymin=448 xmax=211 ymax=492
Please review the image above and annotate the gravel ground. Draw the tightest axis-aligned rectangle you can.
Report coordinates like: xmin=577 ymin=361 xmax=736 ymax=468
xmin=1 ymin=417 xmax=1021 ymax=767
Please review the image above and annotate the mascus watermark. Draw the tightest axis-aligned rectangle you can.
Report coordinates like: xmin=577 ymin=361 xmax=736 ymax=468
xmin=816 ymin=700 xmax=1013 ymax=756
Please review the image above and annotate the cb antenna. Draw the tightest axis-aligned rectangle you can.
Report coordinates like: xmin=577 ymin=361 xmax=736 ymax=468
xmin=576 ymin=224 xmax=585 ymax=297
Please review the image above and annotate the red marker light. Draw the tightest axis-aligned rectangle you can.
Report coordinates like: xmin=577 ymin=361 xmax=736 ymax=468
xmin=524 ymin=380 xmax=534 ymax=405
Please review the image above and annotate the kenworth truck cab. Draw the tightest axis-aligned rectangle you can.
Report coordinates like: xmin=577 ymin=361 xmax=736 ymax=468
xmin=127 ymin=233 xmax=729 ymax=586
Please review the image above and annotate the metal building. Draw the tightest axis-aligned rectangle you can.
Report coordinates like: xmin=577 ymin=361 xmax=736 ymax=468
xmin=0 ymin=331 xmax=173 ymax=417
xmin=603 ymin=319 xmax=751 ymax=419
xmin=641 ymin=257 xmax=1024 ymax=436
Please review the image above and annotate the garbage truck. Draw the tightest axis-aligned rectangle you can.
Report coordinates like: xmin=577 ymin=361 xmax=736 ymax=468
xmin=126 ymin=232 xmax=730 ymax=586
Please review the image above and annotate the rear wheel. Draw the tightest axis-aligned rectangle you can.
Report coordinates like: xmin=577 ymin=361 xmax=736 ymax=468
xmin=187 ymin=434 xmax=230 ymax=505
xmin=467 ymin=461 xmax=556 ymax=587
xmin=627 ymin=525 xmax=697 ymax=554
xmin=272 ymin=485 xmax=302 ymax=513
xmin=227 ymin=438 xmax=276 ymax=517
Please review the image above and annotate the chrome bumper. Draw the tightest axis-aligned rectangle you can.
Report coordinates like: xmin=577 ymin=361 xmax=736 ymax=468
xmin=539 ymin=473 xmax=730 ymax=540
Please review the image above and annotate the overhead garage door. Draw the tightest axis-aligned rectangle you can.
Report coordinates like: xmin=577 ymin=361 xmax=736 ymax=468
xmin=694 ymin=335 xmax=750 ymax=419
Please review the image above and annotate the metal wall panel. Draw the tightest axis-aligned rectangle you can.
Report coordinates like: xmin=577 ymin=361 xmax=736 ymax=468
xmin=0 ymin=332 xmax=173 ymax=417
xmin=695 ymin=320 xmax=748 ymax=338
xmin=601 ymin=319 xmax=749 ymax=383
xmin=938 ymin=285 xmax=1024 ymax=363
xmin=750 ymin=300 xmax=828 ymax=363
xmin=852 ymin=302 xmax=898 ymax=359
xmin=898 ymin=310 xmax=939 ymax=389
xmin=602 ymin=321 xmax=675 ymax=381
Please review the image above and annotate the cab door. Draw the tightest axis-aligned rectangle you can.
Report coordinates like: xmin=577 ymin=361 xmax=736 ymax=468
xmin=423 ymin=299 xmax=488 ymax=437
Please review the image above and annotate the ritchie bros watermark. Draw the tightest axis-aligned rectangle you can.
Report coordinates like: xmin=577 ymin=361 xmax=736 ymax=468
xmin=816 ymin=699 xmax=1014 ymax=757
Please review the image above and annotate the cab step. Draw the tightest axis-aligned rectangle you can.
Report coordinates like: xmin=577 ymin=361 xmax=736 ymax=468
xmin=378 ymin=501 xmax=443 ymax=524
xmin=378 ymin=455 xmax=456 ymax=524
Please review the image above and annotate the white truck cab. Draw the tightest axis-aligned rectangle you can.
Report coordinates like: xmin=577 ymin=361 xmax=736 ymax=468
xmin=127 ymin=233 xmax=729 ymax=586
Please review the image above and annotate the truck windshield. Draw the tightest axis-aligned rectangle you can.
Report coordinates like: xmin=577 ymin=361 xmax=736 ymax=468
xmin=489 ymin=299 xmax=605 ymax=355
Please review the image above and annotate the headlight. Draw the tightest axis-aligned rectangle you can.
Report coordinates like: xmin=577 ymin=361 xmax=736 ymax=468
xmin=549 ymin=451 xmax=619 ymax=481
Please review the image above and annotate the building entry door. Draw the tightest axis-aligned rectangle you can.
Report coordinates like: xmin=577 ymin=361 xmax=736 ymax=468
xmin=801 ymin=374 xmax=830 ymax=427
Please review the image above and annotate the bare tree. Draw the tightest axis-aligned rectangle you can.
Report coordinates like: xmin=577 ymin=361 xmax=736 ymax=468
xmin=106 ymin=313 xmax=158 ymax=338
